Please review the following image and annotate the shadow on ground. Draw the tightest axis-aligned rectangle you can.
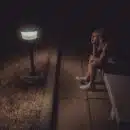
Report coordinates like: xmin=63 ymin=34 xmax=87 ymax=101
xmin=59 ymin=67 xmax=78 ymax=99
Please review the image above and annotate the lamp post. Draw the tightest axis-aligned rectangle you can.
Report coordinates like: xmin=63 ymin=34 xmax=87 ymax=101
xmin=21 ymin=30 xmax=38 ymax=76
xmin=19 ymin=25 xmax=42 ymax=84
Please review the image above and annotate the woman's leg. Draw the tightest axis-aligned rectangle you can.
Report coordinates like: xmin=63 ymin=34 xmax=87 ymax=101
xmin=85 ymin=55 xmax=95 ymax=81
xmin=88 ymin=56 xmax=102 ymax=82
xmin=76 ymin=55 xmax=93 ymax=80
xmin=85 ymin=63 xmax=94 ymax=81
xmin=88 ymin=62 xmax=96 ymax=83
xmin=76 ymin=55 xmax=95 ymax=81
xmin=80 ymin=59 xmax=101 ymax=89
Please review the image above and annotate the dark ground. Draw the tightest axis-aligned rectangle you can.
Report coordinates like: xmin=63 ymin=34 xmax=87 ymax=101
xmin=0 ymin=49 xmax=57 ymax=129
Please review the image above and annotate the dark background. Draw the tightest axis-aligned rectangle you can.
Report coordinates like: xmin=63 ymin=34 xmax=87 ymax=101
xmin=0 ymin=0 xmax=130 ymax=59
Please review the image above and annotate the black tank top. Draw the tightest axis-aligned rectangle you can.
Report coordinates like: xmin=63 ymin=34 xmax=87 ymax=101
xmin=95 ymin=49 xmax=102 ymax=57
xmin=95 ymin=43 xmax=108 ymax=63
xmin=95 ymin=44 xmax=103 ymax=57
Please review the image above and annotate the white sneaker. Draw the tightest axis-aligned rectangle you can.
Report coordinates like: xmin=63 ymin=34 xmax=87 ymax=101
xmin=80 ymin=82 xmax=92 ymax=90
xmin=76 ymin=76 xmax=87 ymax=81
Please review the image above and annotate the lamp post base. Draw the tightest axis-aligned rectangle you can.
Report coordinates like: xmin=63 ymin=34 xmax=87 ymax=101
xmin=20 ymin=72 xmax=47 ymax=85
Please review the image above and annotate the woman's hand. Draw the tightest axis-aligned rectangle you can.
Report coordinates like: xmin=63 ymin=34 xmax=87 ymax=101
xmin=90 ymin=57 xmax=100 ymax=63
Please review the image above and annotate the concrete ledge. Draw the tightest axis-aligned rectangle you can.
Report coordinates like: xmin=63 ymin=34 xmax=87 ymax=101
xmin=104 ymin=73 xmax=130 ymax=127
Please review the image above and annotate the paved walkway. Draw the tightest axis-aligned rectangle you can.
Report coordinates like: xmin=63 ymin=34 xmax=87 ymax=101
xmin=57 ymin=56 xmax=112 ymax=130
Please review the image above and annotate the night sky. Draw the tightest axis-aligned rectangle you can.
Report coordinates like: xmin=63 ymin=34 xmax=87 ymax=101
xmin=0 ymin=0 xmax=130 ymax=57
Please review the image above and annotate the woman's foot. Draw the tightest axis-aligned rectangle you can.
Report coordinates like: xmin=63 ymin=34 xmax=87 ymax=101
xmin=76 ymin=76 xmax=90 ymax=82
xmin=76 ymin=76 xmax=87 ymax=81
xmin=80 ymin=82 xmax=92 ymax=90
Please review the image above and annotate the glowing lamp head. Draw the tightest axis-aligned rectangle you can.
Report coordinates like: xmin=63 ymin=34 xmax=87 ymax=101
xmin=21 ymin=31 xmax=38 ymax=40
xmin=18 ymin=24 xmax=41 ymax=42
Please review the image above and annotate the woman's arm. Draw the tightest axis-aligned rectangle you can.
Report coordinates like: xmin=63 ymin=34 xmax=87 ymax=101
xmin=92 ymin=44 xmax=96 ymax=57
xmin=99 ymin=43 xmax=108 ymax=61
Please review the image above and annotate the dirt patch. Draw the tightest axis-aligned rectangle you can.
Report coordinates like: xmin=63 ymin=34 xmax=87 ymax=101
xmin=0 ymin=52 xmax=52 ymax=129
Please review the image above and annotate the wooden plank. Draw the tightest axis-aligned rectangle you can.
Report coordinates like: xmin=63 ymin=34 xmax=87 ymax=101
xmin=59 ymin=58 xmax=87 ymax=99
xmin=89 ymin=99 xmax=110 ymax=130
xmin=58 ymin=98 xmax=90 ymax=130
xmin=58 ymin=57 xmax=90 ymax=130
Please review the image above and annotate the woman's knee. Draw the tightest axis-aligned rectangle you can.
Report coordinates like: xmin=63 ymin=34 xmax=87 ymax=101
xmin=88 ymin=55 xmax=94 ymax=63
xmin=89 ymin=55 xmax=93 ymax=59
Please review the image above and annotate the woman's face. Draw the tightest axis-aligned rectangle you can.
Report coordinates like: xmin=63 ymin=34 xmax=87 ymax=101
xmin=91 ymin=32 xmax=100 ymax=44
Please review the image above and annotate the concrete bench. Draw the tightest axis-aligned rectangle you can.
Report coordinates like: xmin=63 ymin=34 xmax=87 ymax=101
xmin=103 ymin=62 xmax=130 ymax=130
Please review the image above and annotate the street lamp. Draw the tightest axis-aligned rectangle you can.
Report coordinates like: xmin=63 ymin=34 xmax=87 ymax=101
xmin=21 ymin=30 xmax=38 ymax=76
xmin=19 ymin=25 xmax=43 ymax=84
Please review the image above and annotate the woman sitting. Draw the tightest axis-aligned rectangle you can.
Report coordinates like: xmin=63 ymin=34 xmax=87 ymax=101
xmin=76 ymin=28 xmax=108 ymax=89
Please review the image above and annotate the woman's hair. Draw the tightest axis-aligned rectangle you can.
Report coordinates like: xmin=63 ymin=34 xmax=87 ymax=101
xmin=94 ymin=28 xmax=110 ymax=44
xmin=93 ymin=28 xmax=105 ymax=38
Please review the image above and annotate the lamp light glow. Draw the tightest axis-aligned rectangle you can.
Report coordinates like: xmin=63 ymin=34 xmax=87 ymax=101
xmin=21 ymin=31 xmax=38 ymax=40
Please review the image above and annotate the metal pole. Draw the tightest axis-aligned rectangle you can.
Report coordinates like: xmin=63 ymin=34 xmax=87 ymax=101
xmin=51 ymin=47 xmax=62 ymax=130
xmin=29 ymin=43 xmax=36 ymax=76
